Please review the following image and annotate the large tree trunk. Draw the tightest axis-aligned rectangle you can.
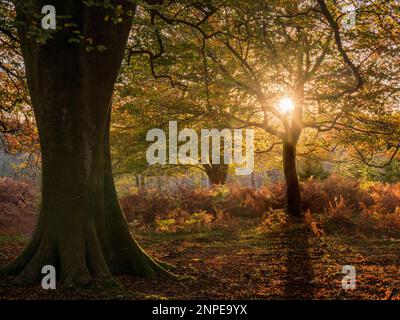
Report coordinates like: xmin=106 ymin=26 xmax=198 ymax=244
xmin=283 ymin=142 xmax=302 ymax=217
xmin=203 ymin=163 xmax=228 ymax=185
xmin=1 ymin=0 xmax=168 ymax=286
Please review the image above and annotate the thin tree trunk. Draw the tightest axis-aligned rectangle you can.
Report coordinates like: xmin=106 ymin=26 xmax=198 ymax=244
xmin=283 ymin=142 xmax=302 ymax=217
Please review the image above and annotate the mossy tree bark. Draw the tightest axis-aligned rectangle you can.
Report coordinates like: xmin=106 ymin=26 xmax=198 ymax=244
xmin=1 ymin=0 xmax=169 ymax=286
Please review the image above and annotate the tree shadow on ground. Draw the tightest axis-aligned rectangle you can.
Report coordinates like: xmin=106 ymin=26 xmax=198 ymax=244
xmin=282 ymin=222 xmax=316 ymax=299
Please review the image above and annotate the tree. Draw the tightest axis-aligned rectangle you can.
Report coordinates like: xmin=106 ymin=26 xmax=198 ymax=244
xmin=0 ymin=0 xmax=39 ymax=173
xmin=1 ymin=0 xmax=170 ymax=286
xmin=148 ymin=0 xmax=398 ymax=217
xmin=298 ymin=154 xmax=329 ymax=181
xmin=113 ymin=12 xmax=234 ymax=186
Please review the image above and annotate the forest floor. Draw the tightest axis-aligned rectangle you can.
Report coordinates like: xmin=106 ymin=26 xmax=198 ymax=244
xmin=1 ymin=220 xmax=400 ymax=300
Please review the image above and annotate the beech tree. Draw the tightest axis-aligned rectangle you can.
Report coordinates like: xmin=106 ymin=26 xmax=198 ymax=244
xmin=1 ymin=0 xmax=171 ymax=286
xmin=199 ymin=0 xmax=366 ymax=217
xmin=146 ymin=0 xmax=398 ymax=217
xmin=112 ymin=9 xmax=234 ymax=186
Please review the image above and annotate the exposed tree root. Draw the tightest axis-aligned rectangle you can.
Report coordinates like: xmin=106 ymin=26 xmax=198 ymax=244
xmin=1 ymin=220 xmax=175 ymax=287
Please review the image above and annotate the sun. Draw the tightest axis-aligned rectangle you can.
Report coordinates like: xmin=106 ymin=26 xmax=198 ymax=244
xmin=278 ymin=97 xmax=294 ymax=114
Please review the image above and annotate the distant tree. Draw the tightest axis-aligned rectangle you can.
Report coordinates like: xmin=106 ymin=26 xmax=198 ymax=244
xmin=298 ymin=155 xmax=329 ymax=181
xmin=147 ymin=0 xmax=399 ymax=217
